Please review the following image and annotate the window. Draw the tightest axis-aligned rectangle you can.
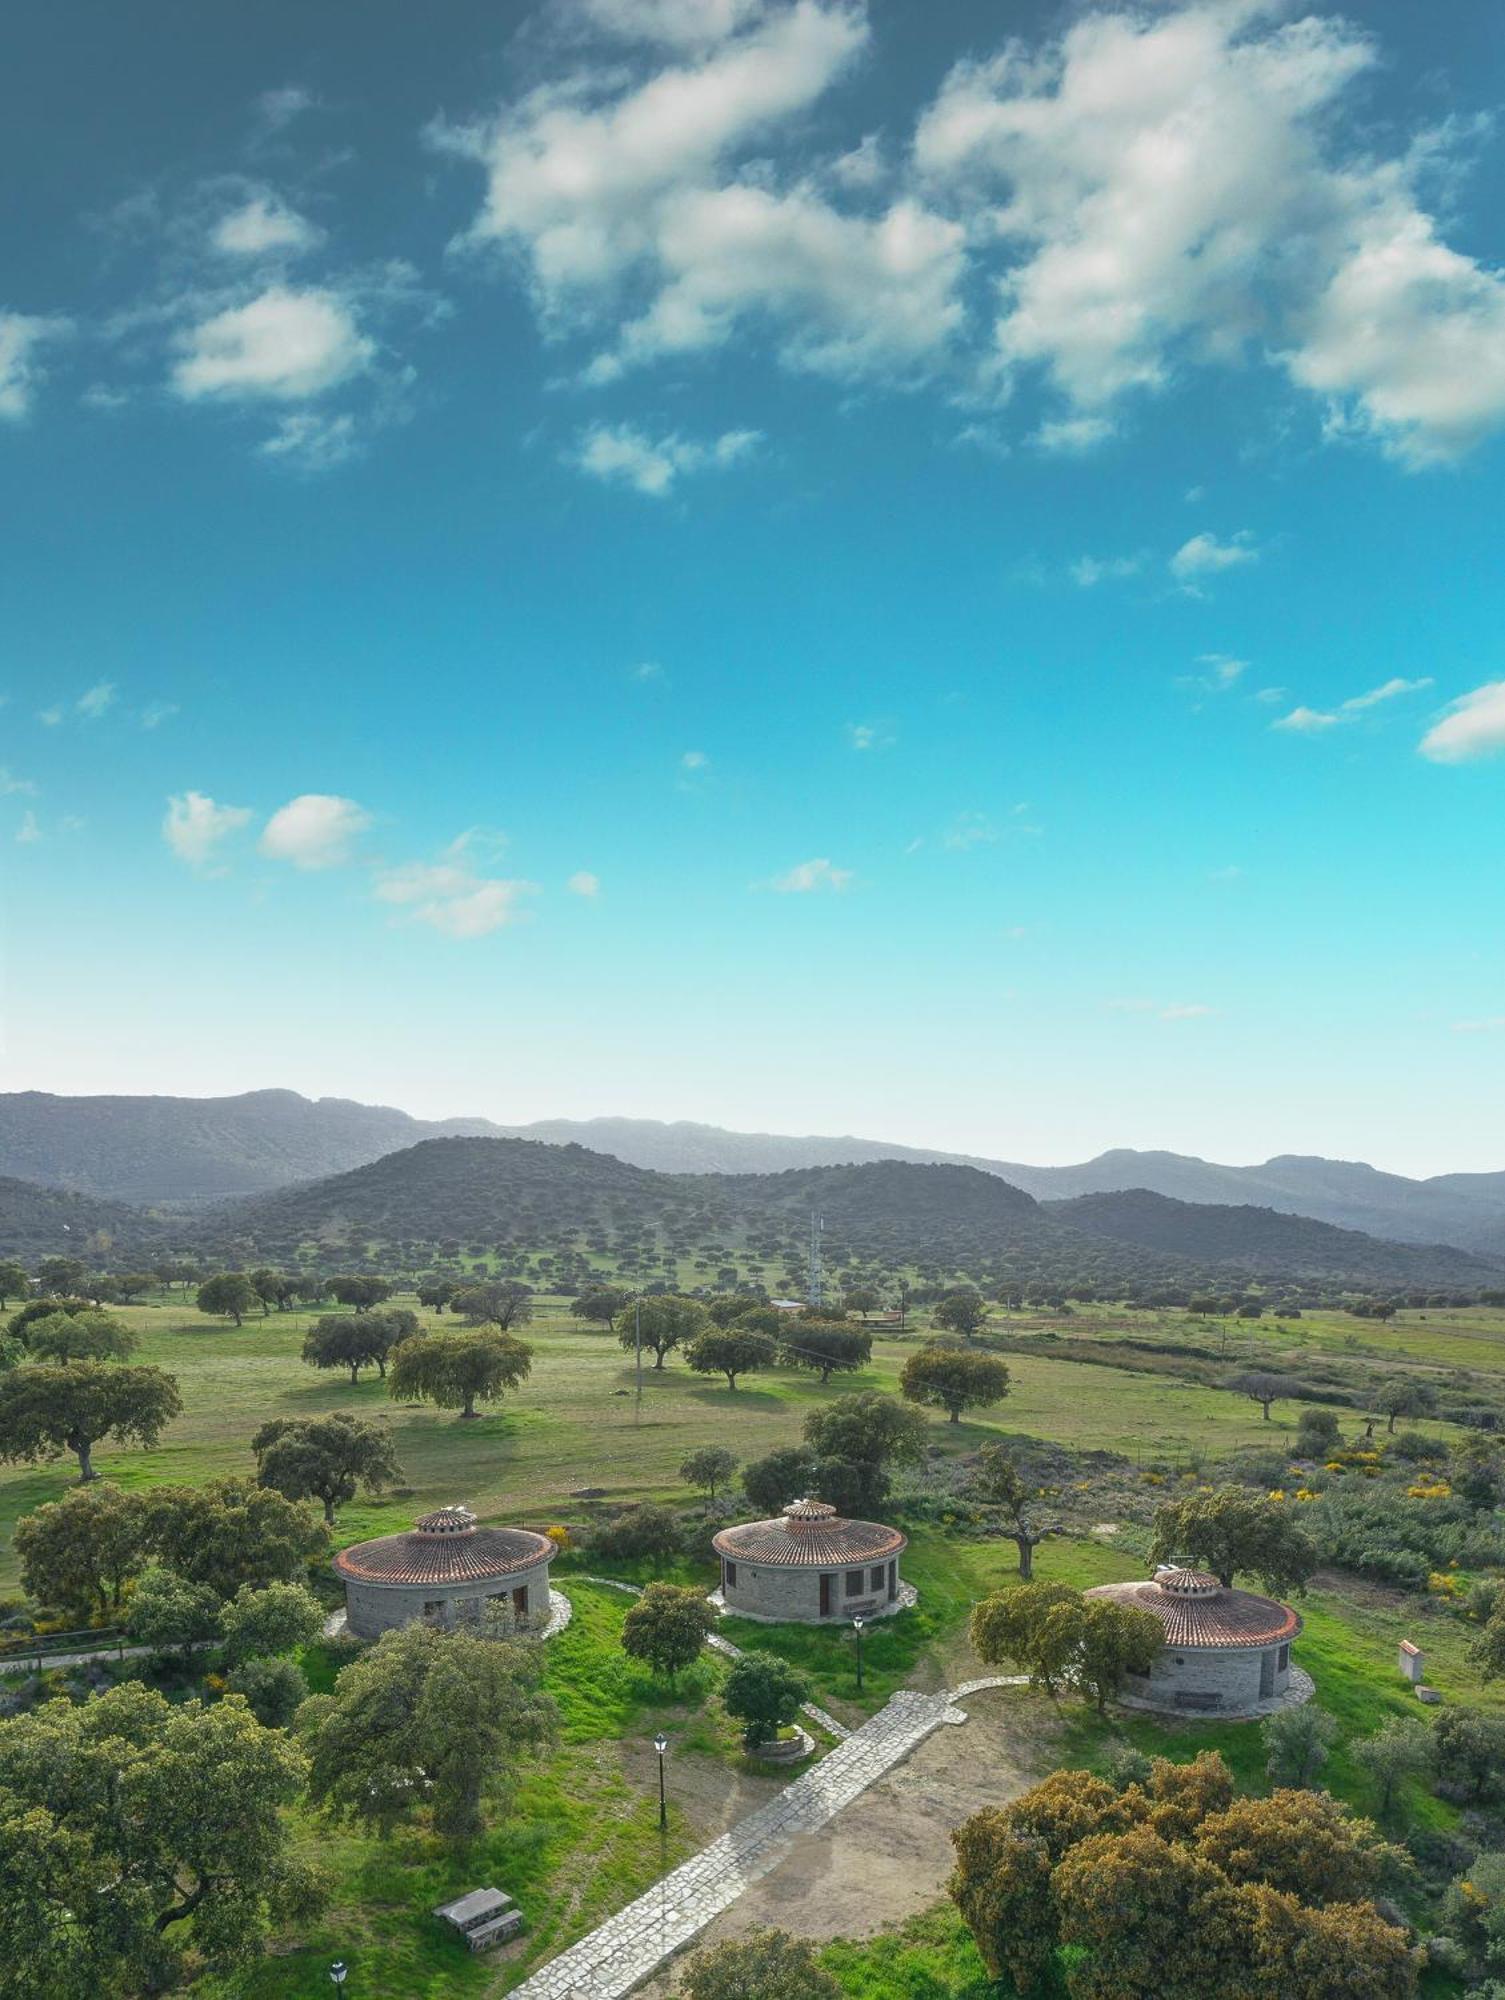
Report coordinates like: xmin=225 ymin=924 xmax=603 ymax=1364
xmin=724 ymin=1560 xmax=737 ymax=1591
xmin=845 ymin=1569 xmax=864 ymax=1597
xmin=870 ymin=1566 xmax=885 ymax=1592
xmin=423 ymin=1600 xmax=444 ymax=1620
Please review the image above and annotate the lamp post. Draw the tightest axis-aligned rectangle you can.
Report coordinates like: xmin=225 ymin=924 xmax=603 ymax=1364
xmin=852 ymin=1614 xmax=865 ymax=1692
xmin=329 ymin=1964 xmax=348 ymax=1993
xmin=654 ymin=1731 xmax=669 ymax=1833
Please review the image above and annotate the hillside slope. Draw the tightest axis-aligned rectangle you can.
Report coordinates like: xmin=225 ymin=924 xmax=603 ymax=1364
xmin=1046 ymin=1188 xmax=1504 ymax=1287
xmin=0 ymin=1174 xmax=167 ymax=1258
xmin=0 ymin=1090 xmax=504 ymax=1201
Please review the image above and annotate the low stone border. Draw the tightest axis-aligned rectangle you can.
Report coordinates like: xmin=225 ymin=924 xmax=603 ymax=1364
xmin=539 ymin=1588 xmax=573 ymax=1641
xmin=746 ymin=1724 xmax=815 ymax=1765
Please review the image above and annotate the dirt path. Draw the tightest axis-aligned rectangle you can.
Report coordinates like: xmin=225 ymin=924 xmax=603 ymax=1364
xmin=633 ymin=1684 xmax=1063 ymax=1995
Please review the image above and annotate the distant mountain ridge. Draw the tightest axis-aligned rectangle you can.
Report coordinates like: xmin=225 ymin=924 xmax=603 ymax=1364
xmin=2 ymin=1092 xmax=1504 ymax=1254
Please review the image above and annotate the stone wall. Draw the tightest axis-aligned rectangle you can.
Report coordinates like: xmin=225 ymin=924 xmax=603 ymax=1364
xmin=719 ymin=1555 xmax=899 ymax=1626
xmin=1125 ymin=1640 xmax=1291 ymax=1714
xmin=343 ymin=1556 xmax=553 ymax=1640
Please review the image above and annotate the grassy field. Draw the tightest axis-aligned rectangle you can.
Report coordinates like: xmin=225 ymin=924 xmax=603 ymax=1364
xmin=7 ymin=1289 xmax=1505 ymax=1996
xmin=0 ymin=1291 xmax=1375 ymax=1587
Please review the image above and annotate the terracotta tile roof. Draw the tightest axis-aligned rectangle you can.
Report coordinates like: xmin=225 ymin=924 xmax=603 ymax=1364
xmin=1085 ymin=1575 xmax=1301 ymax=1650
xmin=713 ymin=1501 xmax=906 ymax=1568
xmin=335 ymin=1522 xmax=553 ymax=1587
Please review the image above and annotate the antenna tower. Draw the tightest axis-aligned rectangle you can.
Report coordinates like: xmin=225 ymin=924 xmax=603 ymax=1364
xmin=808 ymin=1210 xmax=824 ymax=1308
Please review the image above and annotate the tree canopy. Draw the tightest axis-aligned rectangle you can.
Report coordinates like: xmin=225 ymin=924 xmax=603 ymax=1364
xmin=620 ymin=1581 xmax=717 ymax=1682
xmin=616 ymin=1293 xmax=709 ymax=1368
xmin=1149 ymin=1487 xmax=1318 ymax=1595
xmin=142 ymin=1477 xmax=327 ymax=1594
xmin=23 ymin=1309 xmax=136 ymax=1365
xmin=802 ymin=1391 xmax=927 ymax=1515
xmin=197 ymin=1273 xmax=260 ymax=1326
xmin=387 ymin=1327 xmax=533 ymax=1418
xmin=0 ymin=1360 xmax=181 ymax=1482
xmin=680 ymin=1445 xmax=739 ymax=1501
xmin=252 ymin=1412 xmax=403 ymax=1523
xmin=721 ymin=1650 xmax=811 ymax=1749
xmin=0 ymin=1681 xmax=315 ymax=1995
xmin=300 ymin=1622 xmax=557 ymax=1840
xmin=300 ymin=1309 xmax=415 ymax=1384
xmin=900 ymin=1342 xmax=1011 ymax=1422
xmin=681 ymin=1928 xmax=840 ymax=2000
xmin=683 ymin=1326 xmax=777 ymax=1390
xmin=779 ymin=1320 xmax=872 ymax=1385
xmin=14 ymin=1479 xmax=148 ymax=1619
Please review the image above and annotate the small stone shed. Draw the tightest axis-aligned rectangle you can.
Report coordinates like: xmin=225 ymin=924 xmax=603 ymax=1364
xmin=712 ymin=1498 xmax=907 ymax=1624
xmin=335 ymin=1504 xmax=554 ymax=1640
xmin=1085 ymin=1564 xmax=1302 ymax=1716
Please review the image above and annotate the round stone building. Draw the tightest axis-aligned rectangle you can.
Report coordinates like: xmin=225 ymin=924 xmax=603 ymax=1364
xmin=335 ymin=1504 xmax=554 ymax=1640
xmin=712 ymin=1498 xmax=908 ymax=1624
xmin=1085 ymin=1565 xmax=1304 ymax=1716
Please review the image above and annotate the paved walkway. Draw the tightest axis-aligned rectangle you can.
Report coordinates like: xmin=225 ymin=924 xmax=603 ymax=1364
xmin=505 ymin=1682 xmax=985 ymax=2000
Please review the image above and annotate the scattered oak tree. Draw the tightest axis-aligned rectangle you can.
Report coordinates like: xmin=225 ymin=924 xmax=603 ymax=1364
xmin=722 ymin=1650 xmax=812 ymax=1750
xmin=1263 ymin=1700 xmax=1339 ymax=1788
xmin=572 ymin=1286 xmax=628 ymax=1328
xmin=300 ymin=1621 xmax=558 ymax=1841
xmin=778 ymin=1321 xmax=872 ymax=1385
xmin=680 ymin=1445 xmax=739 ymax=1502
xmin=0 ymin=1259 xmax=30 ymax=1307
xmin=1227 ymin=1370 xmax=1304 ymax=1421
xmin=900 ymin=1342 xmax=1011 ymax=1424
xmin=1375 ymin=1378 xmax=1438 ymax=1433
xmin=197 ymin=1273 xmax=260 ymax=1327
xmin=300 ymin=1309 xmax=415 ymax=1384
xmin=388 ymin=1328 xmax=533 ymax=1419
xmin=1149 ymin=1487 xmax=1318 ymax=1596
xmin=24 ymin=1309 xmax=137 ymax=1365
xmin=802 ymin=1392 xmax=927 ymax=1516
xmin=0 ymin=1681 xmax=315 ymax=1994
xmin=684 ymin=1326 xmax=777 ymax=1391
xmin=0 ymin=1360 xmax=182 ymax=1482
xmin=617 ymin=1293 xmax=709 ymax=1370
xmin=125 ymin=1565 xmax=224 ymax=1661
xmin=219 ymin=1580 xmax=327 ymax=1664
xmin=452 ymin=1279 xmax=532 ymax=1330
xmin=252 ymin=1412 xmax=404 ymax=1524
xmin=621 ymin=1581 xmax=717 ymax=1683
xmin=970 ymin=1582 xmax=1161 ymax=1709
xmin=681 ymin=1928 xmax=840 ymax=2000
xmin=13 ymin=1479 xmax=148 ymax=1619
xmin=969 ymin=1442 xmax=1056 ymax=1578
xmin=416 ymin=1277 xmax=457 ymax=1313
xmin=328 ymin=1276 xmax=394 ymax=1311
xmin=142 ymin=1477 xmax=327 ymax=1595
xmin=933 ymin=1289 xmax=989 ymax=1341
xmin=742 ymin=1445 xmax=819 ymax=1516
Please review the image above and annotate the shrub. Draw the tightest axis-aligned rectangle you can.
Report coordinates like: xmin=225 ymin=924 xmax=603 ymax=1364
xmin=589 ymin=1505 xmax=683 ymax=1563
xmin=226 ymin=1654 xmax=309 ymax=1728
xmin=722 ymin=1650 xmax=811 ymax=1750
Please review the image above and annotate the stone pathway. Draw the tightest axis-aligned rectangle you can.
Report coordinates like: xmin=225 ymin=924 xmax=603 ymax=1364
xmin=504 ymin=1683 xmax=978 ymax=2000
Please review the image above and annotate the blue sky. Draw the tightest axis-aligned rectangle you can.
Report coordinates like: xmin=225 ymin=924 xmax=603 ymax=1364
xmin=3 ymin=0 xmax=1505 ymax=1175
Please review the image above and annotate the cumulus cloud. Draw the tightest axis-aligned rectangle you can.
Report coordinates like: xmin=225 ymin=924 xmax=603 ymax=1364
xmin=163 ymin=790 xmax=253 ymax=867
xmin=15 ymin=811 xmax=42 ymax=846
xmin=0 ymin=313 xmax=64 ymax=421
xmin=1071 ymin=553 xmax=1143 ymax=588
xmin=911 ymin=2 xmax=1505 ymax=463
xmin=258 ymin=410 xmax=361 ymax=470
xmin=444 ymin=1 xmax=963 ymax=386
xmin=572 ymin=421 xmax=761 ymax=495
xmin=0 ymin=768 xmax=37 ymax=796
xmin=374 ymin=854 xmax=535 ymax=937
xmin=761 ymin=856 xmax=853 ymax=892
xmin=1419 ymin=682 xmax=1505 ymax=764
xmin=210 ymin=194 xmax=323 ymax=259
xmin=1274 ymin=676 xmax=1433 ymax=734
xmin=1170 ymin=532 xmax=1259 ymax=584
xmin=75 ymin=680 xmax=117 ymax=719
xmin=259 ymin=793 xmax=372 ymax=869
xmin=171 ymin=286 xmax=374 ymax=401
xmin=566 ymin=870 xmax=601 ymax=896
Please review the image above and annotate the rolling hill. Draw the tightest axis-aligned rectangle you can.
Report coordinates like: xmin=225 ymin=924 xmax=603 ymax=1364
xmin=0 ymin=1174 xmax=169 ymax=1259
xmin=1045 ymin=1188 xmax=1505 ymax=1288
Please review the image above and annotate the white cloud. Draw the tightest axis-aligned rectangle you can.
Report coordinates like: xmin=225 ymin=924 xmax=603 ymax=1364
xmin=258 ymin=410 xmax=361 ymax=470
xmin=846 ymin=722 xmax=886 ymax=751
xmin=140 ymin=701 xmax=179 ymax=729
xmin=1170 ymin=532 xmax=1259 ymax=584
xmin=36 ymin=706 xmax=62 ymax=727
xmin=578 ymin=0 xmax=761 ymax=47
xmin=446 ymin=2 xmax=963 ymax=386
xmin=0 ymin=768 xmax=37 ymax=795
xmin=374 ymin=854 xmax=535 ymax=938
xmin=0 ymin=313 xmax=64 ymax=421
xmin=680 ymin=749 xmax=708 ymax=770
xmin=75 ymin=680 xmax=117 ymax=719
xmin=259 ymin=793 xmax=371 ymax=869
xmin=1070 ymin=553 xmax=1142 ymax=588
xmin=1106 ymin=996 xmax=1215 ymax=1021
xmin=15 ymin=810 xmax=41 ymax=846
xmin=1419 ymin=682 xmax=1505 ymax=765
xmin=255 ymin=85 xmax=318 ymax=132
xmin=566 ymin=870 xmax=601 ymax=897
xmin=762 ymin=856 xmax=853 ymax=892
xmin=163 ymin=790 xmax=253 ymax=867
xmin=1452 ymin=1016 xmax=1505 ymax=1034
xmin=171 ymin=286 xmax=373 ymax=402
xmin=572 ymin=421 xmax=761 ymax=495
xmin=943 ymin=811 xmax=998 ymax=851
xmin=211 ymin=195 xmax=323 ymax=258
xmin=631 ymin=660 xmax=666 ymax=682
xmin=1275 ymin=676 xmax=1433 ymax=734
xmin=911 ymin=3 xmax=1505 ymax=463
xmin=1033 ymin=414 xmax=1116 ymax=455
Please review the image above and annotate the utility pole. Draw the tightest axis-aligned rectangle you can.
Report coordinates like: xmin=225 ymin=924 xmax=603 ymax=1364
xmin=808 ymin=1211 xmax=823 ymax=1310
xmin=635 ymin=1298 xmax=643 ymax=1418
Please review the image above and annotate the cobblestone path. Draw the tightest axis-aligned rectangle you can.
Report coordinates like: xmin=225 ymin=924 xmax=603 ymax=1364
xmin=504 ymin=1683 xmax=975 ymax=2000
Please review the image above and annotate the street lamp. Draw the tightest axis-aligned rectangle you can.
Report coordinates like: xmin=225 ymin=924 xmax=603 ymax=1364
xmin=329 ymin=1964 xmax=348 ymax=1992
xmin=654 ymin=1731 xmax=669 ymax=1833
xmin=852 ymin=1614 xmax=865 ymax=1692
